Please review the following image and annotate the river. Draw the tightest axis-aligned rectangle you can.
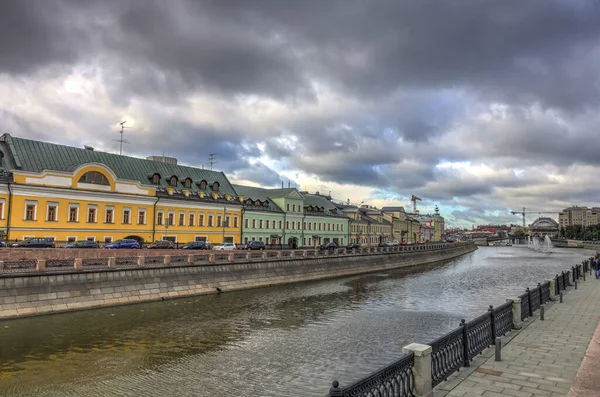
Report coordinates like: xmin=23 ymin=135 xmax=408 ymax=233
xmin=0 ymin=246 xmax=593 ymax=396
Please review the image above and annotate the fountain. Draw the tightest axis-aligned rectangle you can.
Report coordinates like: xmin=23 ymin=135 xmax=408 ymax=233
xmin=527 ymin=235 xmax=553 ymax=252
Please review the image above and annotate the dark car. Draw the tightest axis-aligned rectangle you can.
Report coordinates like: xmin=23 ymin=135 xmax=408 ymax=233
xmin=320 ymin=242 xmax=338 ymax=250
xmin=104 ymin=239 xmax=140 ymax=249
xmin=378 ymin=241 xmax=394 ymax=247
xmin=11 ymin=238 xmax=55 ymax=248
xmin=0 ymin=241 xmax=6 ymax=248
xmin=181 ymin=241 xmax=211 ymax=250
xmin=148 ymin=240 xmax=175 ymax=249
xmin=60 ymin=241 xmax=100 ymax=248
xmin=346 ymin=243 xmax=360 ymax=250
xmin=244 ymin=240 xmax=266 ymax=250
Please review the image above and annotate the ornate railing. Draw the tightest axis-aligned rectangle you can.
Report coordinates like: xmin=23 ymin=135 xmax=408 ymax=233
xmin=326 ymin=353 xmax=414 ymax=397
xmin=324 ymin=260 xmax=585 ymax=396
xmin=430 ymin=327 xmax=464 ymax=387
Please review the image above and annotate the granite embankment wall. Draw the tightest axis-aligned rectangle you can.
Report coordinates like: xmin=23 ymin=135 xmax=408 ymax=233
xmin=0 ymin=244 xmax=476 ymax=319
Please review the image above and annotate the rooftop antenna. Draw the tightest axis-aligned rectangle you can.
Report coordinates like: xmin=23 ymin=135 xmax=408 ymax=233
xmin=208 ymin=153 xmax=217 ymax=170
xmin=112 ymin=121 xmax=130 ymax=155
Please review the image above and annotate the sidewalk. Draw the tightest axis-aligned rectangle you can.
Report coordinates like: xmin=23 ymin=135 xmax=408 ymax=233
xmin=434 ymin=275 xmax=600 ymax=397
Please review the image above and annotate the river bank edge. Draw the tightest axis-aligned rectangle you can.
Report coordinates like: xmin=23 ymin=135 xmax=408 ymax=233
xmin=0 ymin=244 xmax=477 ymax=320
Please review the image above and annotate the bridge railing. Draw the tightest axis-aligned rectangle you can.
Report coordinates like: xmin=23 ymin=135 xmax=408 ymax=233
xmin=325 ymin=260 xmax=588 ymax=397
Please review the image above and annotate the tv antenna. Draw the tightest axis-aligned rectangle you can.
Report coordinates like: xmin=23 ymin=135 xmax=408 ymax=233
xmin=112 ymin=121 xmax=130 ymax=155
xmin=208 ymin=153 xmax=217 ymax=170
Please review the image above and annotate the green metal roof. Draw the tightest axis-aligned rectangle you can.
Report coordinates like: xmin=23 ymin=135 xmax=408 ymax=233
xmin=0 ymin=134 xmax=237 ymax=195
xmin=231 ymin=184 xmax=289 ymax=212
xmin=302 ymin=194 xmax=346 ymax=218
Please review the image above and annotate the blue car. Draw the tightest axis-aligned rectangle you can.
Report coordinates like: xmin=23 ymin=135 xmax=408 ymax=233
xmin=104 ymin=239 xmax=140 ymax=249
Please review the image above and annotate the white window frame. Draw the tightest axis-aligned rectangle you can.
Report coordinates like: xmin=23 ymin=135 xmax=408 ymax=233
xmin=156 ymin=210 xmax=164 ymax=225
xmin=198 ymin=212 xmax=205 ymax=226
xmin=122 ymin=207 xmax=132 ymax=224
xmin=138 ymin=208 xmax=147 ymax=225
xmin=208 ymin=213 xmax=214 ymax=227
xmin=44 ymin=236 xmax=56 ymax=242
xmin=105 ymin=206 xmax=115 ymax=224
xmin=87 ymin=204 xmax=98 ymax=223
xmin=23 ymin=235 xmax=35 ymax=240
xmin=46 ymin=202 xmax=58 ymax=222
xmin=194 ymin=236 xmax=207 ymax=242
xmin=178 ymin=211 xmax=185 ymax=226
xmin=67 ymin=236 xmax=77 ymax=242
xmin=68 ymin=203 xmax=80 ymax=222
xmin=188 ymin=212 xmax=195 ymax=227
xmin=162 ymin=235 xmax=177 ymax=242
xmin=24 ymin=200 xmax=38 ymax=221
xmin=0 ymin=198 xmax=5 ymax=219
xmin=104 ymin=236 xmax=113 ymax=244
xmin=168 ymin=211 xmax=175 ymax=226
xmin=86 ymin=236 xmax=96 ymax=242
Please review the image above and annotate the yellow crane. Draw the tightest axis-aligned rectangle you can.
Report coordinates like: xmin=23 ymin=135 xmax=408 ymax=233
xmin=510 ymin=207 xmax=557 ymax=228
xmin=411 ymin=195 xmax=422 ymax=214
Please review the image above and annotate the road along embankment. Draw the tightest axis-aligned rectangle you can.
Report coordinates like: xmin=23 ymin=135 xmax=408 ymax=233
xmin=0 ymin=243 xmax=476 ymax=319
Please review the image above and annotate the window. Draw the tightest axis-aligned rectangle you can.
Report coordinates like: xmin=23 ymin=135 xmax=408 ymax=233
xmin=234 ymin=216 xmax=238 ymax=228
xmin=25 ymin=203 xmax=36 ymax=221
xmin=341 ymin=224 xmax=344 ymax=231
xmin=303 ymin=222 xmax=306 ymax=229
xmin=245 ymin=219 xmax=249 ymax=228
xmin=226 ymin=216 xmax=230 ymax=227
xmin=198 ymin=213 xmax=204 ymax=226
xmin=291 ymin=221 xmax=295 ymax=229
xmin=184 ymin=178 xmax=192 ymax=188
xmin=189 ymin=213 xmax=195 ymax=226
xmin=287 ymin=204 xmax=290 ymax=211
xmin=67 ymin=236 xmax=77 ymax=243
xmin=303 ymin=238 xmax=306 ymax=246
xmin=123 ymin=209 xmax=131 ymax=224
xmin=87 ymin=207 xmax=97 ymax=223
xmin=259 ymin=237 xmax=263 ymax=242
xmin=293 ymin=204 xmax=296 ymax=212
xmin=308 ymin=223 xmax=311 ymax=230
xmin=328 ymin=224 xmax=331 ymax=231
xmin=157 ymin=211 xmax=164 ymax=225
xmin=179 ymin=213 xmax=185 ymax=226
xmin=266 ymin=220 xmax=270 ymax=229
xmin=79 ymin=171 xmax=110 ymax=185
xmin=259 ymin=220 xmax=263 ymax=229
xmin=152 ymin=174 xmax=160 ymax=185
xmin=217 ymin=215 xmax=222 ymax=227
xmin=313 ymin=222 xmax=316 ymax=230
xmin=0 ymin=201 xmax=4 ymax=219
xmin=104 ymin=237 xmax=113 ymax=244
xmin=212 ymin=182 xmax=219 ymax=192
xmin=244 ymin=237 xmax=248 ymax=243
xmin=138 ymin=210 xmax=146 ymax=225
xmin=208 ymin=215 xmax=213 ymax=227
xmin=105 ymin=208 xmax=114 ymax=223
xmin=69 ymin=206 xmax=78 ymax=222
xmin=252 ymin=219 xmax=256 ymax=228
xmin=200 ymin=180 xmax=207 ymax=190
xmin=168 ymin=212 xmax=174 ymax=226
xmin=169 ymin=176 xmax=178 ymax=186
xmin=279 ymin=221 xmax=282 ymax=229
xmin=47 ymin=205 xmax=57 ymax=221
xmin=286 ymin=221 xmax=289 ymax=229
xmin=86 ymin=236 xmax=95 ymax=242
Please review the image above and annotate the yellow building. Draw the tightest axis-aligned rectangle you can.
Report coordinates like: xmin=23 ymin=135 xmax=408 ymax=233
xmin=0 ymin=134 xmax=242 ymax=245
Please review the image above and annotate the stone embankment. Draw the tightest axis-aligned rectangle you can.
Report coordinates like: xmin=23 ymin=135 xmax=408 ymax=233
xmin=0 ymin=243 xmax=476 ymax=319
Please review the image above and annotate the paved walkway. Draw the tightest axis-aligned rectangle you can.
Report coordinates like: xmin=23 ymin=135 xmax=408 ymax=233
xmin=434 ymin=275 xmax=600 ymax=397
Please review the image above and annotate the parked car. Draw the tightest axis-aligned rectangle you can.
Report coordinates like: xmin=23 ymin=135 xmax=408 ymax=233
xmin=400 ymin=241 xmax=408 ymax=246
xmin=181 ymin=241 xmax=211 ymax=250
xmin=60 ymin=241 xmax=100 ymax=248
xmin=417 ymin=241 xmax=425 ymax=245
xmin=244 ymin=241 xmax=265 ymax=250
xmin=346 ymin=243 xmax=360 ymax=250
xmin=148 ymin=240 xmax=175 ymax=249
xmin=0 ymin=241 xmax=6 ymax=248
xmin=213 ymin=242 xmax=236 ymax=251
xmin=320 ymin=242 xmax=338 ymax=250
xmin=379 ymin=241 xmax=394 ymax=247
xmin=391 ymin=240 xmax=400 ymax=246
xmin=11 ymin=238 xmax=55 ymax=248
xmin=104 ymin=239 xmax=140 ymax=249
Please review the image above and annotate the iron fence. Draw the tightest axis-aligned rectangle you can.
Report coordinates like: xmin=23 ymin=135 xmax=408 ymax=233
xmin=519 ymin=291 xmax=530 ymax=321
xmin=529 ymin=287 xmax=541 ymax=313
xmin=540 ymin=282 xmax=550 ymax=304
xmin=45 ymin=259 xmax=74 ymax=269
xmin=431 ymin=327 xmax=464 ymax=387
xmin=2 ymin=260 xmax=37 ymax=273
xmin=492 ymin=303 xmax=513 ymax=337
xmin=326 ymin=353 xmax=415 ymax=397
xmin=465 ymin=314 xmax=493 ymax=361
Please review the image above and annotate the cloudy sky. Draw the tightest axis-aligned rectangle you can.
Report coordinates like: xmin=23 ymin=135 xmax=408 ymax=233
xmin=1 ymin=0 xmax=600 ymax=228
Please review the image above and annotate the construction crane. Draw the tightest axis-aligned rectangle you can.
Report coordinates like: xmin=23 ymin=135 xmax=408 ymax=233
xmin=411 ymin=195 xmax=422 ymax=214
xmin=510 ymin=207 xmax=557 ymax=228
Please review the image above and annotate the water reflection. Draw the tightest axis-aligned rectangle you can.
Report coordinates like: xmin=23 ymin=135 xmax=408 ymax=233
xmin=0 ymin=247 xmax=592 ymax=396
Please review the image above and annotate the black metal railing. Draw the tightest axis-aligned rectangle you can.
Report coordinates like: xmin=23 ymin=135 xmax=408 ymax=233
xmin=326 ymin=353 xmax=415 ymax=397
xmin=324 ymin=263 xmax=580 ymax=395
xmin=430 ymin=327 xmax=464 ymax=387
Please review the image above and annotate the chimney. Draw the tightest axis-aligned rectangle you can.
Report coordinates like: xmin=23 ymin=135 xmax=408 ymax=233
xmin=288 ymin=180 xmax=291 ymax=188
xmin=281 ymin=181 xmax=284 ymax=188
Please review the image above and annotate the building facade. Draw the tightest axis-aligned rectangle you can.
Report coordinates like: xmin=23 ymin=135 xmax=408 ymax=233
xmin=558 ymin=206 xmax=599 ymax=228
xmin=342 ymin=205 xmax=393 ymax=245
xmin=0 ymin=134 xmax=242 ymax=244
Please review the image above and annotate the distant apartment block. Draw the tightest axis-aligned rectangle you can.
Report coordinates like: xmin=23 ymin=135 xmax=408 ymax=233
xmin=558 ymin=206 xmax=600 ymax=228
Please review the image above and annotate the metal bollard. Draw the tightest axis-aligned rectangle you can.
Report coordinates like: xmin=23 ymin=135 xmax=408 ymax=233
xmin=575 ymin=280 xmax=578 ymax=290
xmin=584 ymin=271 xmax=586 ymax=282
xmin=495 ymin=337 xmax=502 ymax=361
xmin=540 ymin=305 xmax=545 ymax=321
xmin=559 ymin=291 xmax=563 ymax=303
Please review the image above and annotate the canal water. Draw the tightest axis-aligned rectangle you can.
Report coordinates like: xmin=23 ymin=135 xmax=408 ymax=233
xmin=0 ymin=246 xmax=593 ymax=396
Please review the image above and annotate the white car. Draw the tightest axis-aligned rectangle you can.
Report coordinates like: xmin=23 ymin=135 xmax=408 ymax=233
xmin=213 ymin=243 xmax=236 ymax=251
xmin=391 ymin=240 xmax=400 ymax=246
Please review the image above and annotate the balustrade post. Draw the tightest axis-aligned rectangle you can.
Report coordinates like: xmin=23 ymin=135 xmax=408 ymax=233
xmin=262 ymin=251 xmax=268 ymax=260
xmin=208 ymin=253 xmax=215 ymax=263
xmin=402 ymin=343 xmax=433 ymax=397
xmin=290 ymin=251 xmax=295 ymax=259
xmin=572 ymin=266 xmax=576 ymax=283
xmin=163 ymin=255 xmax=171 ymax=266
xmin=537 ymin=283 xmax=543 ymax=304
xmin=548 ymin=279 xmax=556 ymax=301
xmin=137 ymin=256 xmax=145 ymax=266
xmin=562 ymin=271 xmax=567 ymax=289
xmin=507 ymin=298 xmax=522 ymax=330
xmin=107 ymin=257 xmax=116 ymax=268
xmin=276 ymin=251 xmax=282 ymax=259
xmin=460 ymin=319 xmax=470 ymax=367
xmin=187 ymin=255 xmax=196 ymax=265
xmin=526 ymin=288 xmax=533 ymax=317
xmin=36 ymin=259 xmax=46 ymax=272
xmin=488 ymin=305 xmax=496 ymax=344
xmin=74 ymin=258 xmax=83 ymax=270
xmin=328 ymin=381 xmax=343 ymax=397
xmin=302 ymin=250 xmax=307 ymax=258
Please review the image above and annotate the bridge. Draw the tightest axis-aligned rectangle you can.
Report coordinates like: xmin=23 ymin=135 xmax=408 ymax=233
xmin=472 ymin=236 xmax=528 ymax=246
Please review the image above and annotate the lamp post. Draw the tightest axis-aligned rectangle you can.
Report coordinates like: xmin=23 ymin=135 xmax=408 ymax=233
xmin=222 ymin=206 xmax=226 ymax=244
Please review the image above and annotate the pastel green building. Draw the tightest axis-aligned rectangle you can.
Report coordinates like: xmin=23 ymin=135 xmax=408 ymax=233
xmin=233 ymin=185 xmax=349 ymax=248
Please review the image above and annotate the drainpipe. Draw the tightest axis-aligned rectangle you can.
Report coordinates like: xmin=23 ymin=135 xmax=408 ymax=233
xmin=301 ymin=212 xmax=306 ymax=248
xmin=283 ymin=212 xmax=287 ymax=249
xmin=241 ymin=207 xmax=245 ymax=245
xmin=6 ymin=176 xmax=13 ymax=241
xmin=151 ymin=195 xmax=160 ymax=242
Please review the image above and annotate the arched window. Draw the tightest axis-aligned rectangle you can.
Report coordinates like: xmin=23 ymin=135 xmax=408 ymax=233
xmin=169 ymin=176 xmax=178 ymax=187
xmin=151 ymin=174 xmax=160 ymax=185
xmin=263 ymin=201 xmax=269 ymax=207
xmin=255 ymin=200 xmax=262 ymax=206
xmin=199 ymin=180 xmax=207 ymax=190
xmin=245 ymin=199 xmax=253 ymax=206
xmin=184 ymin=178 xmax=192 ymax=188
xmin=212 ymin=181 xmax=219 ymax=192
xmin=79 ymin=171 xmax=110 ymax=186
